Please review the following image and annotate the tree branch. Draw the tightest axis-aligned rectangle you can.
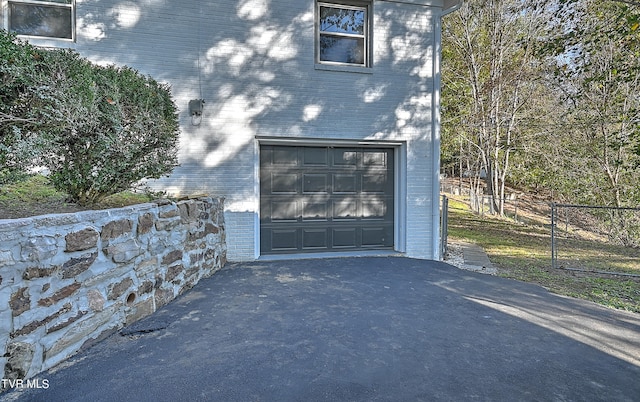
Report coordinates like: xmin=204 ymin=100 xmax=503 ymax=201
xmin=0 ymin=112 xmax=36 ymax=126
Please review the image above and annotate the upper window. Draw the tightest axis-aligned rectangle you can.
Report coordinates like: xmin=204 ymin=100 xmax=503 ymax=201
xmin=7 ymin=0 xmax=75 ymax=40
xmin=317 ymin=1 xmax=371 ymax=68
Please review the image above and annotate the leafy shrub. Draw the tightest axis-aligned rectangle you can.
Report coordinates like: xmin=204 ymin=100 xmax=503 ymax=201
xmin=0 ymin=30 xmax=43 ymax=184
xmin=35 ymin=50 xmax=180 ymax=205
xmin=0 ymin=30 xmax=180 ymax=204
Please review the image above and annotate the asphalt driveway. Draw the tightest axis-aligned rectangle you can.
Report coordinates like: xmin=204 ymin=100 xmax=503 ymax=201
xmin=3 ymin=257 xmax=640 ymax=401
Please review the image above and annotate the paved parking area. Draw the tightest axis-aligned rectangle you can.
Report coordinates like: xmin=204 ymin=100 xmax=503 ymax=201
xmin=3 ymin=257 xmax=640 ymax=401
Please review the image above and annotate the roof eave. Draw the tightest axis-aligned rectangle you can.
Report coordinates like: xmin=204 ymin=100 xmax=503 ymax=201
xmin=442 ymin=0 xmax=463 ymax=15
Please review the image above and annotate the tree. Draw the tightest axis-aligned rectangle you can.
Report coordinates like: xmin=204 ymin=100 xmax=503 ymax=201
xmin=540 ymin=0 xmax=640 ymax=207
xmin=442 ymin=0 xmax=552 ymax=214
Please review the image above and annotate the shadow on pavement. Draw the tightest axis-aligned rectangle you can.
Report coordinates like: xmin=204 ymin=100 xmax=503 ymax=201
xmin=3 ymin=257 xmax=640 ymax=401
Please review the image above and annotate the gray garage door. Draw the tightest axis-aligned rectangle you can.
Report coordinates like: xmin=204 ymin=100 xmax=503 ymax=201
xmin=260 ymin=145 xmax=394 ymax=254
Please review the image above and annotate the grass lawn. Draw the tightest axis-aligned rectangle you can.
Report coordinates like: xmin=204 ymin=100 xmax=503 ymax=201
xmin=446 ymin=197 xmax=640 ymax=314
xmin=0 ymin=175 xmax=158 ymax=219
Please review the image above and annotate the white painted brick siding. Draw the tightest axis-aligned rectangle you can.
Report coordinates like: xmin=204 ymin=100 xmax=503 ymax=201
xmin=10 ymin=0 xmax=446 ymax=261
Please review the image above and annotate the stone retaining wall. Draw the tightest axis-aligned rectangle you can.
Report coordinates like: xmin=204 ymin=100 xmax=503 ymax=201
xmin=0 ymin=197 xmax=226 ymax=387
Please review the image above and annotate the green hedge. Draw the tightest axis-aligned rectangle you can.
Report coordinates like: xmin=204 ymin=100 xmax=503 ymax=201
xmin=0 ymin=30 xmax=180 ymax=204
xmin=0 ymin=31 xmax=40 ymax=183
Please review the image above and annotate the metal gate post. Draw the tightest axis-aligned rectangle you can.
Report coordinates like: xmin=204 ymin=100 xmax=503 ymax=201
xmin=551 ymin=203 xmax=556 ymax=269
xmin=440 ymin=195 xmax=449 ymax=260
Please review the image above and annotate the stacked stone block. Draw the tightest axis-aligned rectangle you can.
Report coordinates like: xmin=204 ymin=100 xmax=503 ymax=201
xmin=0 ymin=197 xmax=226 ymax=387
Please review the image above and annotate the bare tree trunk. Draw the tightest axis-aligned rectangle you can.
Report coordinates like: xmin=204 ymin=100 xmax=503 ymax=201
xmin=442 ymin=0 xmax=548 ymax=216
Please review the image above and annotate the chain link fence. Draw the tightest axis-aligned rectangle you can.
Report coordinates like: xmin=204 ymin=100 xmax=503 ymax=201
xmin=469 ymin=191 xmax=521 ymax=221
xmin=551 ymin=204 xmax=640 ymax=275
xmin=441 ymin=178 xmax=639 ymax=275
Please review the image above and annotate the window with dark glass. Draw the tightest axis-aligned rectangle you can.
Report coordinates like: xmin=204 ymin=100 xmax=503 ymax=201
xmin=317 ymin=1 xmax=371 ymax=67
xmin=8 ymin=0 xmax=75 ymax=40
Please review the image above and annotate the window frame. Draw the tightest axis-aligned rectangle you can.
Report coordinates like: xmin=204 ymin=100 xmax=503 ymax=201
xmin=5 ymin=0 xmax=76 ymax=41
xmin=315 ymin=0 xmax=372 ymax=69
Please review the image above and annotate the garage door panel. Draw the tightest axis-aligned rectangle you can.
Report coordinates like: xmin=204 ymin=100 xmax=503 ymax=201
xmin=362 ymin=151 xmax=387 ymax=168
xmin=333 ymin=199 xmax=358 ymax=220
xmin=261 ymin=145 xmax=394 ymax=254
xmin=271 ymin=201 xmax=298 ymax=221
xmin=362 ymin=174 xmax=388 ymax=193
xmin=333 ymin=174 xmax=357 ymax=193
xmin=333 ymin=228 xmax=357 ymax=248
xmin=303 ymin=147 xmax=329 ymax=166
xmin=303 ymin=201 xmax=328 ymax=221
xmin=362 ymin=199 xmax=386 ymax=219
xmin=272 ymin=147 xmax=299 ymax=166
xmin=303 ymin=174 xmax=328 ymax=193
xmin=303 ymin=229 xmax=328 ymax=250
xmin=362 ymin=227 xmax=392 ymax=247
xmin=333 ymin=149 xmax=358 ymax=166
xmin=271 ymin=229 xmax=298 ymax=251
xmin=271 ymin=173 xmax=298 ymax=194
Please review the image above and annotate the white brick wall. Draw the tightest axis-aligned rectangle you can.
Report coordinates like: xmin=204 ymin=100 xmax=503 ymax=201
xmin=16 ymin=0 xmax=445 ymax=261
